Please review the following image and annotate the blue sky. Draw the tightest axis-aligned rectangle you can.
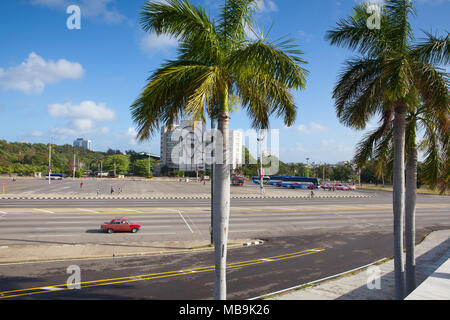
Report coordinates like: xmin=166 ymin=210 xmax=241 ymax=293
xmin=0 ymin=0 xmax=448 ymax=164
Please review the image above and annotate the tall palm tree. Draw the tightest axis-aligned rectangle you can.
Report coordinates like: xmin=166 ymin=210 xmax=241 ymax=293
xmin=131 ymin=0 xmax=307 ymax=300
xmin=354 ymin=102 xmax=449 ymax=295
xmin=326 ymin=0 xmax=448 ymax=299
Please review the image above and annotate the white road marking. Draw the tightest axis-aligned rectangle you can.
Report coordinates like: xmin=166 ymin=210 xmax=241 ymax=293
xmin=33 ymin=209 xmax=55 ymax=213
xmin=187 ymin=215 xmax=203 ymax=235
xmin=177 ymin=210 xmax=194 ymax=234
xmin=229 ymin=229 xmax=267 ymax=233
xmin=76 ymin=208 xmax=99 ymax=213
xmin=119 ymin=208 xmax=142 ymax=213
xmin=136 ymin=232 xmax=176 ymax=235
xmin=41 ymin=287 xmax=61 ymax=291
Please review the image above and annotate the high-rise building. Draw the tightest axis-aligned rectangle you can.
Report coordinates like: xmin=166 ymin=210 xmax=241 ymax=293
xmin=73 ymin=138 xmax=92 ymax=151
xmin=160 ymin=121 xmax=206 ymax=171
xmin=160 ymin=122 xmax=243 ymax=172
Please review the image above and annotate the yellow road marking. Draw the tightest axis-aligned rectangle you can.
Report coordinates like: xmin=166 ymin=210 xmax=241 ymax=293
xmin=0 ymin=203 xmax=447 ymax=215
xmin=0 ymin=248 xmax=324 ymax=299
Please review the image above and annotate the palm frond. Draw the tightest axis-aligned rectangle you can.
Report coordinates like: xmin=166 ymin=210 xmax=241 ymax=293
xmin=229 ymin=38 xmax=308 ymax=90
xmin=141 ymin=0 xmax=223 ymax=63
xmin=218 ymin=0 xmax=259 ymax=48
xmin=131 ymin=61 xmax=220 ymax=140
xmin=325 ymin=2 xmax=391 ymax=57
xmin=412 ymin=31 xmax=450 ymax=65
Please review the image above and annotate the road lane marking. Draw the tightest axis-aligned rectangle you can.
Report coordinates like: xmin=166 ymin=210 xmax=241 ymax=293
xmin=76 ymin=208 xmax=99 ymax=213
xmin=119 ymin=208 xmax=142 ymax=213
xmin=0 ymin=203 xmax=448 ymax=215
xmin=41 ymin=287 xmax=61 ymax=291
xmin=33 ymin=209 xmax=55 ymax=214
xmin=0 ymin=248 xmax=325 ymax=299
xmin=178 ymin=210 xmax=194 ymax=234
xmin=229 ymin=229 xmax=267 ymax=233
xmin=187 ymin=215 xmax=203 ymax=235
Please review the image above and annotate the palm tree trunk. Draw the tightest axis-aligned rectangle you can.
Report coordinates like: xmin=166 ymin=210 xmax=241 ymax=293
xmin=393 ymin=105 xmax=406 ymax=300
xmin=210 ymin=119 xmax=215 ymax=245
xmin=405 ymin=139 xmax=417 ymax=295
xmin=213 ymin=109 xmax=231 ymax=300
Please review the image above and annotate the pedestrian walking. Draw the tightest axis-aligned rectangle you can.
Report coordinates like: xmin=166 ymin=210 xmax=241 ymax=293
xmin=111 ymin=186 xmax=114 ymax=195
xmin=80 ymin=182 xmax=84 ymax=189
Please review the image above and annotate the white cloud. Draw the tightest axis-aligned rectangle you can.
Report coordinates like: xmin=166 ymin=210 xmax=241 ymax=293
xmin=32 ymin=0 xmax=67 ymax=6
xmin=0 ymin=52 xmax=84 ymax=94
xmin=296 ymin=122 xmax=328 ymax=135
xmin=48 ymin=101 xmax=116 ymax=122
xmin=81 ymin=0 xmax=126 ymax=24
xmin=310 ymin=122 xmax=327 ymax=132
xmin=140 ymin=33 xmax=178 ymax=55
xmin=32 ymin=0 xmax=127 ymax=24
xmin=48 ymin=101 xmax=116 ymax=139
xmin=126 ymin=127 xmax=138 ymax=145
xmin=30 ymin=130 xmax=44 ymax=137
xmin=255 ymin=0 xmax=278 ymax=12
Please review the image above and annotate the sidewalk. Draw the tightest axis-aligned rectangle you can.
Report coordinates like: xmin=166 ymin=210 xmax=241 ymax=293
xmin=266 ymin=229 xmax=450 ymax=300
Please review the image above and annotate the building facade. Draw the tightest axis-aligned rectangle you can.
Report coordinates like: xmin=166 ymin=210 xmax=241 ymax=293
xmin=160 ymin=121 xmax=243 ymax=172
xmin=73 ymin=138 xmax=92 ymax=151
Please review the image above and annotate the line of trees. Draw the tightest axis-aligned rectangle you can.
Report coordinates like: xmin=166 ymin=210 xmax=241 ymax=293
xmin=0 ymin=140 xmax=157 ymax=177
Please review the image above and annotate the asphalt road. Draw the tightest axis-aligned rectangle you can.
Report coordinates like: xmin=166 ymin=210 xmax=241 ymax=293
xmin=0 ymin=191 xmax=448 ymax=300
xmin=0 ymin=231 xmax=396 ymax=300
xmin=0 ymin=200 xmax=450 ymax=246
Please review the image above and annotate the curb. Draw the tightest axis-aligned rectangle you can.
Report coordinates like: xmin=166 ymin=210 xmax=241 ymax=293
xmin=243 ymin=240 xmax=264 ymax=247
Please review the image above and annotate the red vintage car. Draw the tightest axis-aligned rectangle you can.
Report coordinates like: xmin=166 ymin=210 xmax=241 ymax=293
xmin=101 ymin=218 xmax=141 ymax=234
xmin=231 ymin=175 xmax=245 ymax=186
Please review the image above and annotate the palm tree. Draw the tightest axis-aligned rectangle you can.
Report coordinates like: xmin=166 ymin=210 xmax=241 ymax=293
xmin=354 ymin=102 xmax=449 ymax=295
xmin=326 ymin=0 xmax=448 ymax=299
xmin=131 ymin=0 xmax=307 ymax=300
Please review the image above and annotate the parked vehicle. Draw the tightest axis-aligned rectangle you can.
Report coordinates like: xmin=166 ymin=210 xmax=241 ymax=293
xmin=232 ymin=175 xmax=245 ymax=186
xmin=280 ymin=176 xmax=320 ymax=189
xmin=101 ymin=218 xmax=141 ymax=234
xmin=251 ymin=176 xmax=270 ymax=184
xmin=45 ymin=173 xmax=64 ymax=180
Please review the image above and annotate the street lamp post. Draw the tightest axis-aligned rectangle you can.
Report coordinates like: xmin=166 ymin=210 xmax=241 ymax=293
xmin=73 ymin=154 xmax=76 ymax=179
xmin=306 ymin=157 xmax=310 ymax=177
xmin=322 ymin=162 xmax=325 ymax=180
xmin=48 ymin=144 xmax=52 ymax=185
xmin=257 ymin=130 xmax=264 ymax=195
xmin=148 ymin=153 xmax=152 ymax=177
